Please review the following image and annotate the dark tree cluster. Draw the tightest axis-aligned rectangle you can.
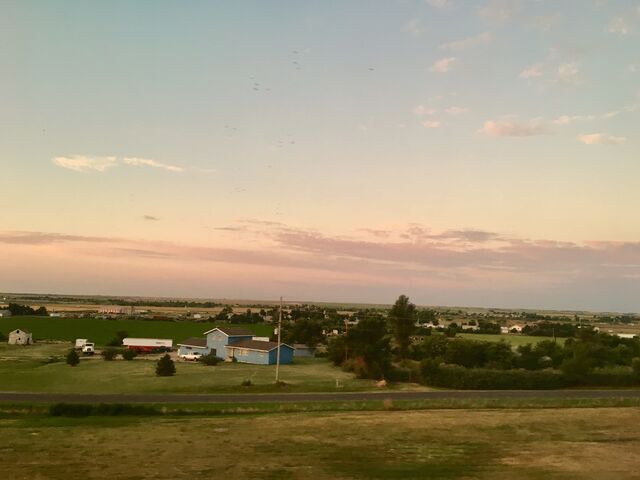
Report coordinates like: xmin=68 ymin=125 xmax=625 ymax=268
xmin=3 ymin=303 xmax=48 ymax=316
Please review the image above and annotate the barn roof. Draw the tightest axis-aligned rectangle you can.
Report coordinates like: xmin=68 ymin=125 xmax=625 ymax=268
xmin=10 ymin=329 xmax=31 ymax=334
xmin=226 ymin=339 xmax=294 ymax=352
xmin=177 ymin=337 xmax=207 ymax=348
xmin=203 ymin=326 xmax=254 ymax=336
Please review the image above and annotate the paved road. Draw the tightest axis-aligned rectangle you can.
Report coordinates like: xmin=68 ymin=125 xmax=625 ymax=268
xmin=1 ymin=389 xmax=640 ymax=404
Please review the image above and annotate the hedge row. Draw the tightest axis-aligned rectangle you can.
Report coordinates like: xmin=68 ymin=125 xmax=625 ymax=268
xmin=419 ymin=361 xmax=640 ymax=389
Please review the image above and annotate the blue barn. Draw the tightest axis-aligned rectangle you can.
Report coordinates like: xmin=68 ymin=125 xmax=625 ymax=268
xmin=225 ymin=339 xmax=295 ymax=365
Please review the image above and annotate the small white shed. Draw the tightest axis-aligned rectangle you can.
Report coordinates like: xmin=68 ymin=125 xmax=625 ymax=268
xmin=8 ymin=329 xmax=33 ymax=345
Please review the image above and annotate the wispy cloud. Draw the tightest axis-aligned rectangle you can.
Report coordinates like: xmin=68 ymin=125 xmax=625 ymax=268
xmin=552 ymin=114 xmax=596 ymax=125
xmin=478 ymin=116 xmax=548 ymax=137
xmin=426 ymin=0 xmax=453 ymax=11
xmin=413 ymin=105 xmax=437 ymax=116
xmin=422 ymin=120 xmax=442 ymax=129
xmin=577 ymin=133 xmax=626 ymax=145
xmin=143 ymin=215 xmax=159 ymax=221
xmin=52 ymin=155 xmax=117 ymax=173
xmin=606 ymin=17 xmax=630 ymax=35
xmin=404 ymin=18 xmax=427 ymax=37
xmin=52 ymin=155 xmax=185 ymax=173
xmin=122 ymin=157 xmax=184 ymax=172
xmin=445 ymin=106 xmax=468 ymax=115
xmin=555 ymin=62 xmax=580 ymax=85
xmin=440 ymin=32 xmax=491 ymax=51
xmin=479 ymin=0 xmax=521 ymax=24
xmin=519 ymin=64 xmax=543 ymax=79
xmin=430 ymin=57 xmax=457 ymax=73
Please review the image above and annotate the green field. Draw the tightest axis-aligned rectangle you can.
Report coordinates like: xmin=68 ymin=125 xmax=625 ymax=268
xmin=0 ymin=316 xmax=273 ymax=345
xmin=2 ymin=406 xmax=639 ymax=479
xmin=456 ymin=332 xmax=566 ymax=346
xmin=0 ymin=343 xmax=380 ymax=394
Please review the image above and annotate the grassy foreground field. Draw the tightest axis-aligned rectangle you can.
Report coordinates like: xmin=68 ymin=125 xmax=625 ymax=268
xmin=2 ymin=407 xmax=639 ymax=479
xmin=0 ymin=344 xmax=378 ymax=394
xmin=0 ymin=316 xmax=272 ymax=344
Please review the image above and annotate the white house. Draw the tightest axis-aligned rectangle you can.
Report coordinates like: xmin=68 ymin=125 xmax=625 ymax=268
xmin=8 ymin=329 xmax=33 ymax=345
xmin=0 ymin=310 xmax=12 ymax=318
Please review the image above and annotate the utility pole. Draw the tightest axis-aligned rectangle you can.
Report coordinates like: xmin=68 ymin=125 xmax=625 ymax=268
xmin=275 ymin=296 xmax=282 ymax=383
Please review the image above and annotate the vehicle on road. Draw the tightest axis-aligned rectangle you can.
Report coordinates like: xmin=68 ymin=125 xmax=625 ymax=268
xmin=82 ymin=343 xmax=95 ymax=355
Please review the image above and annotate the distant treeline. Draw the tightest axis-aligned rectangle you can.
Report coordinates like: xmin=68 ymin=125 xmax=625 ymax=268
xmin=1 ymin=303 xmax=48 ymax=316
xmin=1 ymin=296 xmax=220 ymax=308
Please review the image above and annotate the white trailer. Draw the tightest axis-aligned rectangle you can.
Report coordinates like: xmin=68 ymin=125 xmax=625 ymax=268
xmin=122 ymin=338 xmax=173 ymax=353
xmin=75 ymin=339 xmax=88 ymax=349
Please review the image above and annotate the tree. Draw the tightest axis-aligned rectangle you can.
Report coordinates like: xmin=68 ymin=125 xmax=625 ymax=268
xmin=283 ymin=318 xmax=324 ymax=347
xmin=66 ymin=349 xmax=80 ymax=367
xmin=345 ymin=317 xmax=392 ymax=379
xmin=389 ymin=295 xmax=416 ymax=359
xmin=107 ymin=330 xmax=128 ymax=347
xmin=156 ymin=354 xmax=176 ymax=376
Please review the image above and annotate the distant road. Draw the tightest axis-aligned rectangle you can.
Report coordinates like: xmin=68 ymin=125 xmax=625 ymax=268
xmin=1 ymin=390 xmax=640 ymax=404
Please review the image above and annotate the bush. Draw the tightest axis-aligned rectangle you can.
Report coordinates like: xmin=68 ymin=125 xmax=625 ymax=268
xmin=101 ymin=348 xmax=118 ymax=361
xmin=199 ymin=353 xmax=219 ymax=366
xmin=420 ymin=362 xmax=568 ymax=389
xmin=66 ymin=349 xmax=80 ymax=367
xmin=633 ymin=358 xmax=640 ymax=382
xmin=156 ymin=354 xmax=176 ymax=376
xmin=122 ymin=349 xmax=137 ymax=361
xmin=241 ymin=379 xmax=252 ymax=387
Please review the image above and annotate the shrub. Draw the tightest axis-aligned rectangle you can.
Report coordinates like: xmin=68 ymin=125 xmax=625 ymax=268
xmin=633 ymin=358 xmax=640 ymax=382
xmin=66 ymin=349 xmax=80 ymax=367
xmin=156 ymin=354 xmax=176 ymax=376
xmin=199 ymin=353 xmax=219 ymax=366
xmin=241 ymin=379 xmax=252 ymax=387
xmin=420 ymin=362 xmax=568 ymax=389
xmin=101 ymin=348 xmax=118 ymax=361
xmin=122 ymin=349 xmax=137 ymax=361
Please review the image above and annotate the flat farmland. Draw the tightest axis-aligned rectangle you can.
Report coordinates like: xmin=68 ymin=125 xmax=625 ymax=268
xmin=2 ymin=407 xmax=639 ymax=479
xmin=0 ymin=344 xmax=376 ymax=394
xmin=0 ymin=316 xmax=273 ymax=345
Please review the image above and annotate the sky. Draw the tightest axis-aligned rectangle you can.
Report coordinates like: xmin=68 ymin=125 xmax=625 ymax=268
xmin=1 ymin=0 xmax=639 ymax=312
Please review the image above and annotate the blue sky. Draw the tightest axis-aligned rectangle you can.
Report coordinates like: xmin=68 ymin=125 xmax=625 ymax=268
xmin=1 ymin=1 xmax=639 ymax=311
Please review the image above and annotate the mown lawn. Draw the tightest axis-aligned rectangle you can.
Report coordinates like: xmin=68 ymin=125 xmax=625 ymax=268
xmin=0 ymin=344 xmax=378 ymax=394
xmin=0 ymin=316 xmax=272 ymax=345
xmin=2 ymin=407 xmax=639 ymax=479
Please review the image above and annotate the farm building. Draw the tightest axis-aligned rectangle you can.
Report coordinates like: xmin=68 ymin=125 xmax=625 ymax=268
xmin=225 ymin=339 xmax=294 ymax=365
xmin=8 ymin=329 xmax=33 ymax=345
xmin=0 ymin=309 xmax=12 ymax=318
xmin=204 ymin=327 xmax=254 ymax=360
xmin=122 ymin=338 xmax=173 ymax=353
xmin=200 ymin=327 xmax=294 ymax=364
xmin=177 ymin=337 xmax=211 ymax=357
xmin=293 ymin=344 xmax=316 ymax=357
